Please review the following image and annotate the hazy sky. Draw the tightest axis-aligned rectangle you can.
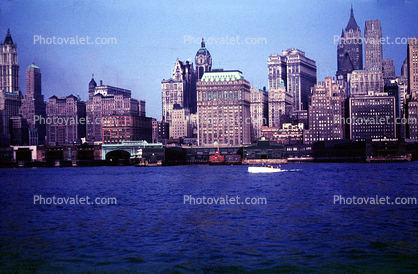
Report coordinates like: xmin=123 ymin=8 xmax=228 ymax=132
xmin=1 ymin=0 xmax=417 ymax=119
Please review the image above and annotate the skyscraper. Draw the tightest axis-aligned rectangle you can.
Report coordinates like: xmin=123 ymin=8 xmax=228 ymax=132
xmin=162 ymin=59 xmax=197 ymax=124
xmin=0 ymin=29 xmax=22 ymax=146
xmin=0 ymin=29 xmax=19 ymax=94
xmin=303 ymin=77 xmax=348 ymax=144
xmin=268 ymin=86 xmax=292 ymax=128
xmin=19 ymin=63 xmax=46 ymax=144
xmin=268 ymin=54 xmax=287 ymax=90
xmin=282 ymin=49 xmax=317 ymax=111
xmin=250 ymin=87 xmax=268 ymax=142
xmin=407 ymin=38 xmax=418 ymax=99
xmin=364 ymin=20 xmax=383 ymax=71
xmin=406 ymin=38 xmax=418 ymax=139
xmin=197 ymin=69 xmax=251 ymax=146
xmin=337 ymin=6 xmax=363 ymax=81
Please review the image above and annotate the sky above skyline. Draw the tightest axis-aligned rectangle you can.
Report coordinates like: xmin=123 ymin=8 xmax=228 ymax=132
xmin=1 ymin=0 xmax=417 ymax=119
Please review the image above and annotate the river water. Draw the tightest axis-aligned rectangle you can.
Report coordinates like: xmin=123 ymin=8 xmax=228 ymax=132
xmin=1 ymin=163 xmax=417 ymax=272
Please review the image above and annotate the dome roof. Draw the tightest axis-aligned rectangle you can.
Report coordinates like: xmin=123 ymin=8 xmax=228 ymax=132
xmin=196 ymin=38 xmax=210 ymax=56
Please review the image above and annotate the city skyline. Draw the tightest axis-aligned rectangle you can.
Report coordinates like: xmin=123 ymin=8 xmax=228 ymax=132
xmin=1 ymin=0 xmax=417 ymax=120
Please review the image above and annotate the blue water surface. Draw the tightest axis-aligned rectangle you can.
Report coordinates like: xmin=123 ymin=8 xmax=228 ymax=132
xmin=0 ymin=163 xmax=417 ymax=273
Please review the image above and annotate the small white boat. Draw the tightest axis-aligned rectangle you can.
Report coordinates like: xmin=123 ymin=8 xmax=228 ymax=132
xmin=248 ymin=166 xmax=283 ymax=173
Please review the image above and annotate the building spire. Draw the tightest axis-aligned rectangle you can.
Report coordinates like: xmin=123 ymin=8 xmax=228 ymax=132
xmin=351 ymin=3 xmax=353 ymax=17
xmin=4 ymin=28 xmax=14 ymax=45
xmin=201 ymin=37 xmax=205 ymax=48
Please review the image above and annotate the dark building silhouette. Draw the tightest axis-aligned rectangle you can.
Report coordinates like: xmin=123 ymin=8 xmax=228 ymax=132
xmin=0 ymin=29 xmax=22 ymax=146
xmin=337 ymin=6 xmax=363 ymax=81
xmin=19 ymin=63 xmax=46 ymax=145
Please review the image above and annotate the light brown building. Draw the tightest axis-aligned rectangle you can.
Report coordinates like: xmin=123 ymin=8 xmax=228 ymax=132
xmin=250 ymin=87 xmax=268 ymax=142
xmin=197 ymin=69 xmax=251 ymax=146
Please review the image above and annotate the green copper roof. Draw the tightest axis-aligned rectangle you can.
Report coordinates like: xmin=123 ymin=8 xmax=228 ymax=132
xmin=201 ymin=70 xmax=245 ymax=82
xmin=27 ymin=63 xmax=39 ymax=69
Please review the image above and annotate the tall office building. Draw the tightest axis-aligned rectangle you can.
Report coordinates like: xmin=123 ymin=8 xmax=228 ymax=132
xmin=303 ymin=77 xmax=348 ymax=144
xmin=46 ymin=95 xmax=86 ymax=145
xmin=406 ymin=38 xmax=418 ymax=139
xmin=364 ymin=20 xmax=383 ymax=70
xmin=268 ymin=54 xmax=287 ymax=90
xmin=162 ymin=59 xmax=196 ymax=124
xmin=0 ymin=29 xmax=19 ymax=94
xmin=19 ymin=63 xmax=46 ymax=145
xmin=382 ymin=59 xmax=396 ymax=85
xmin=407 ymin=38 xmax=418 ymax=99
xmin=337 ymin=6 xmax=363 ymax=81
xmin=250 ymin=87 xmax=268 ymax=142
xmin=348 ymin=69 xmax=384 ymax=97
xmin=349 ymin=91 xmax=396 ymax=141
xmin=86 ymin=77 xmax=143 ymax=142
xmin=197 ymin=69 xmax=251 ymax=146
xmin=0 ymin=29 xmax=22 ymax=146
xmin=195 ymin=38 xmax=212 ymax=80
xmin=282 ymin=49 xmax=317 ymax=111
xmin=268 ymin=86 xmax=292 ymax=128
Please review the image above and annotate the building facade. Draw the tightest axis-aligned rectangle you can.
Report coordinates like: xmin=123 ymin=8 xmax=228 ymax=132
xmin=9 ymin=115 xmax=28 ymax=146
xmin=407 ymin=101 xmax=418 ymax=140
xmin=407 ymin=38 xmax=418 ymax=98
xmin=250 ymin=87 xmax=268 ymax=142
xmin=197 ymin=69 xmax=251 ymax=146
xmin=337 ymin=6 xmax=363 ymax=81
xmin=19 ymin=63 xmax=46 ymax=145
xmin=382 ymin=59 xmax=396 ymax=85
xmin=364 ymin=20 xmax=383 ymax=71
xmin=348 ymin=69 xmax=384 ymax=97
xmin=169 ymin=104 xmax=192 ymax=139
xmin=303 ymin=77 xmax=348 ymax=145
xmin=282 ymin=48 xmax=317 ymax=111
xmin=0 ymin=29 xmax=22 ymax=146
xmin=86 ymin=78 xmax=142 ymax=142
xmin=102 ymin=114 xmax=152 ymax=144
xmin=162 ymin=59 xmax=197 ymax=123
xmin=349 ymin=92 xmax=396 ymax=141
xmin=46 ymin=95 xmax=86 ymax=145
xmin=268 ymin=86 xmax=292 ymax=128
xmin=268 ymin=54 xmax=287 ymax=90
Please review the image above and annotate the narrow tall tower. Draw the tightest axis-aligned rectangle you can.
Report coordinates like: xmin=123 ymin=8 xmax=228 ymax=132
xmin=19 ymin=63 xmax=46 ymax=144
xmin=195 ymin=38 xmax=212 ymax=80
xmin=364 ymin=20 xmax=383 ymax=70
xmin=0 ymin=29 xmax=20 ymax=94
xmin=0 ymin=29 xmax=22 ymax=146
xmin=337 ymin=6 xmax=363 ymax=81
